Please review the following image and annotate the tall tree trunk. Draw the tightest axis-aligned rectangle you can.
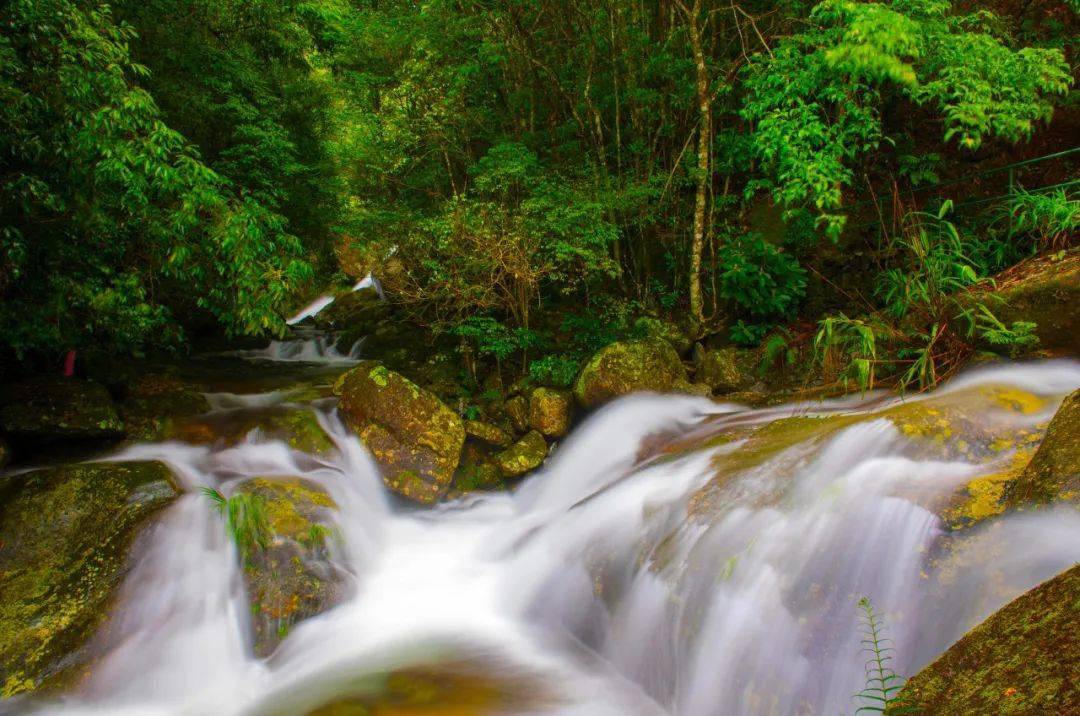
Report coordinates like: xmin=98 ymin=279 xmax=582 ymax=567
xmin=678 ymin=0 xmax=710 ymax=327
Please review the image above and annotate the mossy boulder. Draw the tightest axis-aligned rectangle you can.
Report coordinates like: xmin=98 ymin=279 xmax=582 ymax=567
xmin=171 ymin=409 xmax=335 ymax=456
xmin=494 ymin=430 xmax=548 ymax=478
xmin=1003 ymin=388 xmax=1080 ymax=507
xmin=693 ymin=346 xmax=754 ymax=394
xmin=119 ymin=373 xmax=210 ymax=441
xmin=314 ymin=287 xmax=388 ymax=331
xmin=234 ymin=478 xmax=343 ymax=657
xmin=634 ymin=316 xmax=693 ymax=355
xmin=334 ymin=361 xmax=465 ymax=504
xmin=961 ymin=250 xmax=1080 ymax=356
xmin=453 ymin=442 xmax=504 ymax=492
xmin=573 ymin=339 xmax=688 ymax=409
xmin=894 ymin=564 xmax=1080 ymax=714
xmin=528 ymin=388 xmax=572 ymax=438
xmin=0 ymin=461 xmax=178 ymax=697
xmin=0 ymin=377 xmax=124 ymax=444
xmin=504 ymin=395 xmax=529 ymax=433
xmin=464 ymin=420 xmax=511 ymax=447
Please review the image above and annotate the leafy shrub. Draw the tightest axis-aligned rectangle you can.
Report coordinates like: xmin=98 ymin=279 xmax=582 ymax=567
xmin=1006 ymin=188 xmax=1079 ymax=251
xmin=528 ymin=355 xmax=580 ymax=388
xmin=450 ymin=316 xmax=546 ymax=363
xmin=716 ymin=234 xmax=807 ymax=320
xmin=730 ymin=320 xmax=772 ymax=347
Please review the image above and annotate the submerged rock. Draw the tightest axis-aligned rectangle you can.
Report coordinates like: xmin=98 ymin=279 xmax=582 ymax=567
xmin=573 ymin=339 xmax=687 ymax=408
xmin=173 ymin=409 xmax=335 ymax=456
xmin=1003 ymin=388 xmax=1080 ymax=507
xmin=528 ymin=387 xmax=572 ymax=438
xmin=0 ymin=461 xmax=178 ymax=697
xmin=234 ymin=478 xmax=343 ymax=657
xmin=334 ymin=361 xmax=465 ymax=504
xmin=0 ymin=377 xmax=124 ymax=444
xmin=495 ymin=430 xmax=547 ymax=478
xmin=895 ymin=564 xmax=1080 ymax=714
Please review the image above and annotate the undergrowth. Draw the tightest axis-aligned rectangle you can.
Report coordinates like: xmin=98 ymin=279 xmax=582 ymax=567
xmin=201 ymin=487 xmax=272 ymax=561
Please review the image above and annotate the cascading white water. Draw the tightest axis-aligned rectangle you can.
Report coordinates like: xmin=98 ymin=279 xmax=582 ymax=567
xmin=19 ymin=361 xmax=1080 ymax=716
xmin=233 ymin=334 xmax=364 ymax=363
xmin=285 ymin=273 xmax=381 ymax=326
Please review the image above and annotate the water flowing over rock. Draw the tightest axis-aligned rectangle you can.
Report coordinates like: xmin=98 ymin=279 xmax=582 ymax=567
xmin=896 ymin=564 xmax=1080 ymax=714
xmin=573 ymin=339 xmax=688 ymax=408
xmin=0 ymin=461 xmax=178 ymax=697
xmin=1003 ymin=388 xmax=1080 ymax=507
xmin=10 ymin=359 xmax=1080 ymax=715
xmin=334 ymin=361 xmax=465 ymax=503
xmin=235 ymin=477 xmax=344 ymax=657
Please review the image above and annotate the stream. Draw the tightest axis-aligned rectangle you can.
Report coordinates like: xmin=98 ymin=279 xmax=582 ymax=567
xmin=17 ymin=336 xmax=1080 ymax=715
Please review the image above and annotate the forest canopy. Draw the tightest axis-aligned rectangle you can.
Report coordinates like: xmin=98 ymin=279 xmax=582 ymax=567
xmin=0 ymin=0 xmax=1076 ymax=373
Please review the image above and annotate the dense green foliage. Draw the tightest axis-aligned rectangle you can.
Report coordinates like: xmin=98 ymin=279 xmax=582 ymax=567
xmin=1 ymin=0 xmax=1075 ymax=380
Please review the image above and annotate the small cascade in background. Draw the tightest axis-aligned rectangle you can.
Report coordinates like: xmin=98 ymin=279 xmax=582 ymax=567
xmin=285 ymin=273 xmax=381 ymax=327
xmin=17 ymin=360 xmax=1080 ymax=716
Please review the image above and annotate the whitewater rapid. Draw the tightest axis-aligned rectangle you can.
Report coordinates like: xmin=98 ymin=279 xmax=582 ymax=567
xmin=17 ymin=359 xmax=1080 ymax=715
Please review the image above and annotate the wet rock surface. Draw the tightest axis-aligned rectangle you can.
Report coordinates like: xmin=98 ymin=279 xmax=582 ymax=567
xmin=895 ymin=564 xmax=1080 ymax=715
xmin=0 ymin=461 xmax=178 ymax=697
xmin=235 ymin=477 xmax=343 ymax=657
xmin=0 ymin=377 xmax=124 ymax=445
xmin=334 ymin=361 xmax=465 ymax=503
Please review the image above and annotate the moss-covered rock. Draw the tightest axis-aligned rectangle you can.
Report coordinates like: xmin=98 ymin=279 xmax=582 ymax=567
xmin=0 ymin=377 xmax=124 ymax=444
xmin=234 ymin=478 xmax=342 ymax=657
xmin=528 ymin=388 xmax=572 ymax=438
xmin=171 ymin=409 xmax=336 ymax=456
xmin=0 ymin=461 xmax=178 ymax=697
xmin=960 ymin=250 xmax=1080 ymax=356
xmin=1003 ymin=388 xmax=1080 ymax=507
xmin=573 ymin=339 xmax=688 ymax=409
xmin=334 ymin=361 xmax=465 ymax=504
xmin=693 ymin=346 xmax=754 ymax=394
xmin=464 ymin=420 xmax=511 ymax=447
xmin=634 ymin=316 xmax=693 ymax=355
xmin=504 ymin=396 xmax=529 ymax=433
xmin=119 ymin=373 xmax=210 ymax=441
xmin=894 ymin=564 xmax=1080 ymax=714
xmin=494 ymin=430 xmax=547 ymax=478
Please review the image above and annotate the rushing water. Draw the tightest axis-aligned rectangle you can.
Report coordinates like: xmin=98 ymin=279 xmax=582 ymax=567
xmin=17 ymin=355 xmax=1080 ymax=715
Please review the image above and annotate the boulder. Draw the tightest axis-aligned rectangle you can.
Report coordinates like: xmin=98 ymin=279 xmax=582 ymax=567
xmin=173 ymin=409 xmax=335 ymax=456
xmin=504 ymin=395 xmax=529 ymax=433
xmin=961 ymin=250 xmax=1080 ymax=356
xmin=573 ymin=339 xmax=688 ymax=408
xmin=693 ymin=345 xmax=754 ymax=394
xmin=0 ymin=461 xmax=178 ymax=697
xmin=119 ymin=373 xmax=210 ymax=441
xmin=0 ymin=377 xmax=124 ymax=444
xmin=634 ymin=316 xmax=693 ymax=355
xmin=495 ymin=430 xmax=548 ymax=478
xmin=334 ymin=361 xmax=465 ymax=504
xmin=464 ymin=420 xmax=511 ymax=447
xmin=234 ymin=478 xmax=343 ymax=657
xmin=453 ymin=443 xmax=504 ymax=492
xmin=1003 ymin=388 xmax=1080 ymax=507
xmin=894 ymin=564 xmax=1080 ymax=714
xmin=528 ymin=388 xmax=572 ymax=438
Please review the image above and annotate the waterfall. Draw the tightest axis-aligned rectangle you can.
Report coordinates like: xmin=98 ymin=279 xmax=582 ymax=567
xmin=20 ymin=361 xmax=1080 ymax=715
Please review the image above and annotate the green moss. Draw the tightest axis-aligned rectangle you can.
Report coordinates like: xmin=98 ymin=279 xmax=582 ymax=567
xmin=1003 ymin=389 xmax=1080 ymax=507
xmin=334 ymin=361 xmax=465 ymax=504
xmin=573 ymin=339 xmax=687 ymax=408
xmin=494 ymin=430 xmax=547 ymax=478
xmin=0 ymin=377 xmax=124 ymax=442
xmin=0 ymin=461 xmax=178 ymax=696
xmin=894 ymin=565 xmax=1080 ymax=714
xmin=234 ymin=477 xmax=341 ymax=657
xmin=528 ymin=388 xmax=572 ymax=438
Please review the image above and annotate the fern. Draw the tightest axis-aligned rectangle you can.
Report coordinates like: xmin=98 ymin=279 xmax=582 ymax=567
xmin=855 ymin=596 xmax=908 ymax=714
